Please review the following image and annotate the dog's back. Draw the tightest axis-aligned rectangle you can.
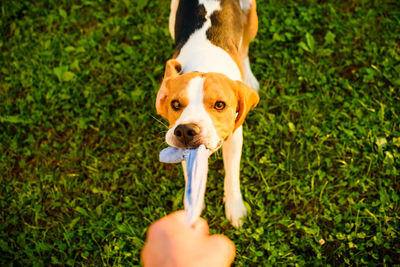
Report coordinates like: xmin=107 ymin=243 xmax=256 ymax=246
xmin=174 ymin=0 xmax=244 ymax=54
xmin=169 ymin=0 xmax=258 ymax=89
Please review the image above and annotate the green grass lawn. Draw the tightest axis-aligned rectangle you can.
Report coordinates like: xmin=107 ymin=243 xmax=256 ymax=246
xmin=1 ymin=0 xmax=399 ymax=265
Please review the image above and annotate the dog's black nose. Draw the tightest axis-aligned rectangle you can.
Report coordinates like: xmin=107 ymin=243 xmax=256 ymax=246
xmin=174 ymin=124 xmax=200 ymax=146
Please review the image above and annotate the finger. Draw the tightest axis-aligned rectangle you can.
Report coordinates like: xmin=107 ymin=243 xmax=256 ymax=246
xmin=159 ymin=210 xmax=187 ymax=227
xmin=191 ymin=217 xmax=209 ymax=236
xmin=140 ymin=243 xmax=151 ymax=266
xmin=209 ymin=234 xmax=236 ymax=265
xmin=167 ymin=210 xmax=209 ymax=235
xmin=167 ymin=210 xmax=187 ymax=222
xmin=166 ymin=210 xmax=200 ymax=228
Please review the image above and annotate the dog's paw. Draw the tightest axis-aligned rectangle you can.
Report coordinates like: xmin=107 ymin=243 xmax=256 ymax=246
xmin=225 ymin=197 xmax=248 ymax=228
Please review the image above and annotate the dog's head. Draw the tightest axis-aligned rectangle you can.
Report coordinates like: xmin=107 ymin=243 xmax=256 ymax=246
xmin=156 ymin=59 xmax=259 ymax=152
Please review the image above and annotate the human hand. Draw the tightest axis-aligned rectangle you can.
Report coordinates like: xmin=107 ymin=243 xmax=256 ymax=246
xmin=141 ymin=210 xmax=235 ymax=267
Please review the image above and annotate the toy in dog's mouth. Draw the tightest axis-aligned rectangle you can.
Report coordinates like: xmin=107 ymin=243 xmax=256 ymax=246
xmin=159 ymin=144 xmax=209 ymax=226
xmin=170 ymin=139 xmax=223 ymax=156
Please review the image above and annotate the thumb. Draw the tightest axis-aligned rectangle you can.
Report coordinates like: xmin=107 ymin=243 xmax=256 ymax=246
xmin=208 ymin=234 xmax=236 ymax=266
xmin=191 ymin=217 xmax=209 ymax=236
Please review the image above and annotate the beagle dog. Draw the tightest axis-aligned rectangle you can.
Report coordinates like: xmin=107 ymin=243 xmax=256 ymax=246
xmin=156 ymin=0 xmax=259 ymax=228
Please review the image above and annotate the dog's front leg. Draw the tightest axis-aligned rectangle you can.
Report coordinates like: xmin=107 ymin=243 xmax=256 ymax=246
xmin=223 ymin=125 xmax=247 ymax=228
xmin=181 ymin=160 xmax=188 ymax=183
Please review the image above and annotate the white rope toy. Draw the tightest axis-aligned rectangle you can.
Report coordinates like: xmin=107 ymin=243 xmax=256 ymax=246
xmin=159 ymin=145 xmax=209 ymax=226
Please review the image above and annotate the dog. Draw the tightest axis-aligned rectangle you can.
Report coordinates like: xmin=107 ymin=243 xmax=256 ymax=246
xmin=156 ymin=0 xmax=259 ymax=228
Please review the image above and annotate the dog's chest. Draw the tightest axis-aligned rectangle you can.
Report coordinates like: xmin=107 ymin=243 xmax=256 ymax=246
xmin=173 ymin=0 xmax=243 ymax=81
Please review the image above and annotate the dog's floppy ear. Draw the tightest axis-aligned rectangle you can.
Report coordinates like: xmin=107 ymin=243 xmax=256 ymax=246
xmin=156 ymin=59 xmax=182 ymax=118
xmin=234 ymin=81 xmax=259 ymax=131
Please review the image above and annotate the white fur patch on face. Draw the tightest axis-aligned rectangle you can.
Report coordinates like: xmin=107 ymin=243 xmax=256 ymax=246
xmin=166 ymin=76 xmax=222 ymax=151
xmin=176 ymin=1 xmax=242 ymax=81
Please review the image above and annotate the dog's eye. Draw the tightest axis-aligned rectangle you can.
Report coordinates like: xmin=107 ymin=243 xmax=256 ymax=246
xmin=214 ymin=101 xmax=226 ymax=110
xmin=171 ymin=100 xmax=181 ymax=111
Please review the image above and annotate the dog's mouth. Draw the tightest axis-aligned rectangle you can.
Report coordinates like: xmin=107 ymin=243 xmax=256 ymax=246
xmin=207 ymin=140 xmax=223 ymax=154
xmin=171 ymin=139 xmax=223 ymax=154
xmin=166 ymin=124 xmax=223 ymax=154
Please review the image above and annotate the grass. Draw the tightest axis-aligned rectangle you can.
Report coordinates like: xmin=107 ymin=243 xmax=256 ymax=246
xmin=0 ymin=0 xmax=399 ymax=265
